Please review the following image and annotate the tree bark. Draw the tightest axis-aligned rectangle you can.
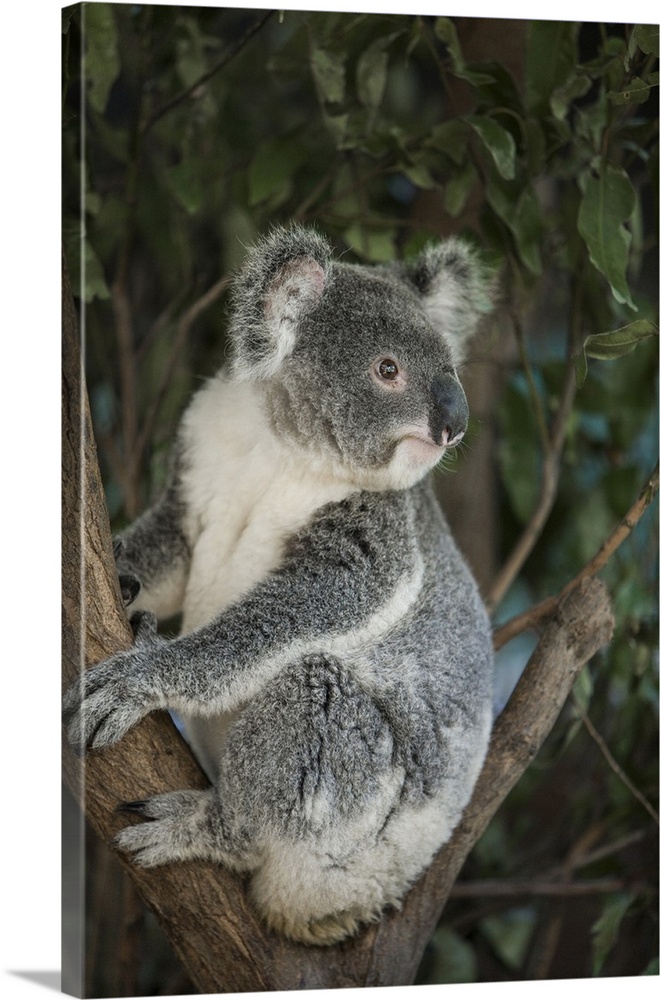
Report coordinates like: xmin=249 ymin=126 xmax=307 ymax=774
xmin=62 ymin=249 xmax=615 ymax=994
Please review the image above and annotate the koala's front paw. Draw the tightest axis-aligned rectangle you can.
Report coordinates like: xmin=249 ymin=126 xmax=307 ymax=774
xmin=62 ymin=643 xmax=164 ymax=753
xmin=113 ymin=537 xmax=141 ymax=606
xmin=129 ymin=609 xmax=159 ymax=643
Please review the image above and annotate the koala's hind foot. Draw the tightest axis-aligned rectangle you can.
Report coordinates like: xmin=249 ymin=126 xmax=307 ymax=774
xmin=115 ymin=788 xmax=255 ymax=871
xmin=115 ymin=790 xmax=377 ymax=945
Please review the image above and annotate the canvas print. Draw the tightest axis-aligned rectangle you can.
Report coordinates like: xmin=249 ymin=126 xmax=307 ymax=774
xmin=62 ymin=3 xmax=659 ymax=996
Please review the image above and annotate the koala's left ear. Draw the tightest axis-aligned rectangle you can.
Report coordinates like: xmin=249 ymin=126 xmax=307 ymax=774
xmin=228 ymin=225 xmax=333 ymax=380
xmin=404 ymin=238 xmax=494 ymax=365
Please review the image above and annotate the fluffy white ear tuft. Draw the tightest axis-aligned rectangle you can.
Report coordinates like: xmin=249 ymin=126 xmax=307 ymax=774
xmin=406 ymin=238 xmax=494 ymax=366
xmin=228 ymin=226 xmax=332 ymax=381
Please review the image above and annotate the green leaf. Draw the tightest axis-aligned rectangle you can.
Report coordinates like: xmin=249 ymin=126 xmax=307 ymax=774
xmin=329 ymin=162 xmax=362 ymax=216
xmin=443 ymin=161 xmax=477 ymax=218
xmin=526 ymin=21 xmax=578 ymax=113
xmin=466 ymin=115 xmax=516 ymax=180
xmin=247 ymin=136 xmax=307 ymax=207
xmin=583 ymin=321 xmax=659 ymax=361
xmin=168 ymin=160 xmax=205 ymax=214
xmin=575 ymin=87 xmax=609 ymax=151
xmin=434 ymin=18 xmax=495 ymax=87
xmin=356 ymin=33 xmax=400 ymax=114
xmin=84 ymin=3 xmax=120 ymax=114
xmin=402 ymin=229 xmax=439 ymax=261
xmin=577 ymin=164 xmax=637 ymax=309
xmin=481 ymin=908 xmax=536 ymax=970
xmin=485 ymin=173 xmax=542 ymax=275
xmin=607 ymin=77 xmax=652 ymax=105
xmin=83 ymin=238 xmax=112 ymax=302
xmin=310 ymin=47 xmax=346 ymax=105
xmin=425 ymin=120 xmax=468 ymax=165
xmin=591 ymin=893 xmax=635 ymax=976
xmin=575 ymin=320 xmax=658 ymax=387
xmin=572 ymin=665 xmax=593 ymax=715
xmin=522 ymin=117 xmax=546 ymax=175
xmin=511 ymin=185 xmax=543 ymax=275
xmin=64 ymin=220 xmax=111 ymax=303
xmin=628 ymin=24 xmax=659 ymax=63
xmin=498 ymin=382 xmax=540 ymax=523
xmin=175 ymin=28 xmax=211 ymax=89
xmin=551 ymin=72 xmax=592 ymax=120
xmin=404 ymin=16 xmax=424 ymax=61
xmin=429 ymin=927 xmax=477 ymax=984
xmin=343 ymin=224 xmax=396 ymax=263
xmin=401 ymin=161 xmax=436 ymax=191
xmin=563 ymin=490 xmax=616 ymax=569
xmin=323 ymin=111 xmax=350 ymax=147
xmin=88 ymin=109 xmax=129 ymax=164
xmin=357 ymin=45 xmax=388 ymax=112
xmin=464 ymin=58 xmax=524 ymax=115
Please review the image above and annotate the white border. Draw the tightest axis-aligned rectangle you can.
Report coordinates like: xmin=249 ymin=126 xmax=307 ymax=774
xmin=2 ymin=0 xmax=657 ymax=997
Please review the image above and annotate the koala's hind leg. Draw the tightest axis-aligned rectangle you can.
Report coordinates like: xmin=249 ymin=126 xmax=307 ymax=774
xmin=222 ymin=655 xmax=400 ymax=944
xmin=115 ymin=788 xmax=257 ymax=872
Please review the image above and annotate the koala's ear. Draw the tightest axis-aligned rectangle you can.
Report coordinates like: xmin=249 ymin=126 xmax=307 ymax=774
xmin=228 ymin=225 xmax=332 ymax=380
xmin=405 ymin=238 xmax=494 ymax=365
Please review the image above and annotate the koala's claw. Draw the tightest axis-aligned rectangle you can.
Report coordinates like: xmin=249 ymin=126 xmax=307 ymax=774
xmin=117 ymin=800 xmax=149 ymax=814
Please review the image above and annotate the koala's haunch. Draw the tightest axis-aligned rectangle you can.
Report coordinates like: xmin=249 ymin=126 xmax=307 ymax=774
xmin=64 ymin=225 xmax=494 ymax=946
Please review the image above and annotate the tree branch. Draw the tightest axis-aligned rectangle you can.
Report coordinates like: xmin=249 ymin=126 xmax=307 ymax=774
xmin=63 ymin=247 xmax=265 ymax=995
xmin=142 ymin=11 xmax=276 ymax=135
xmin=487 ymin=272 xmax=587 ymax=612
xmin=451 ymin=826 xmax=653 ymax=900
xmin=487 ymin=348 xmax=577 ymax=610
xmin=578 ymin=709 xmax=659 ymax=824
xmin=494 ymin=462 xmax=659 ymax=650
xmin=450 ymin=877 xmax=647 ymax=898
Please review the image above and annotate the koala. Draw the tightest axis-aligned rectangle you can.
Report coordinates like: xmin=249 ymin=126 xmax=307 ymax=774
xmin=64 ymin=225 xmax=494 ymax=946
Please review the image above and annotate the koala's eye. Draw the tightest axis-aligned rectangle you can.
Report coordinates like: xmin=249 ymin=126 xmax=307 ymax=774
xmin=377 ymin=359 xmax=399 ymax=380
xmin=372 ymin=356 xmax=407 ymax=392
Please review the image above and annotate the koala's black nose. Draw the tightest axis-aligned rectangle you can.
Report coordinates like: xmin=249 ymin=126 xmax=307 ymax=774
xmin=429 ymin=375 xmax=469 ymax=447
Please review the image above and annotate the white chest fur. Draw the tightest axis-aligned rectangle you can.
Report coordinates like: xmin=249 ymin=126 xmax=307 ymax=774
xmin=179 ymin=374 xmax=355 ymax=633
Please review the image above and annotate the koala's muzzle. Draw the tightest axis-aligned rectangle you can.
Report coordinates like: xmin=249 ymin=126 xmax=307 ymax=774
xmin=429 ymin=375 xmax=469 ymax=448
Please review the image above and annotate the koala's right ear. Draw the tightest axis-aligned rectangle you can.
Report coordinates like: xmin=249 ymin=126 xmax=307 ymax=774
xmin=227 ymin=225 xmax=333 ymax=381
xmin=403 ymin=238 xmax=494 ymax=366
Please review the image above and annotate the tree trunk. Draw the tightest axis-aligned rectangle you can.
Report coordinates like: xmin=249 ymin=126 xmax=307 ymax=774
xmin=62 ymin=249 xmax=615 ymax=994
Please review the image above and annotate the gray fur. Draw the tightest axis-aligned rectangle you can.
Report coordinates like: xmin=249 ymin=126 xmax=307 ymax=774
xmin=64 ymin=225 xmax=494 ymax=945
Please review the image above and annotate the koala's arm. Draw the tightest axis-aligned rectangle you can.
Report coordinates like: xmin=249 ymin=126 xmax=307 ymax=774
xmin=112 ymin=436 xmax=195 ymax=620
xmin=64 ymin=494 xmax=417 ymax=751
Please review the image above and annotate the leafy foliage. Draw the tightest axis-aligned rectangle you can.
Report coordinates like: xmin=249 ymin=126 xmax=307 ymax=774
xmin=62 ymin=5 xmax=658 ymax=989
